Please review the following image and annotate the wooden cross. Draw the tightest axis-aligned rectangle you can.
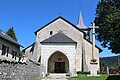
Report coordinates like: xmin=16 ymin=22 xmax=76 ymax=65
xmin=91 ymin=23 xmax=99 ymax=60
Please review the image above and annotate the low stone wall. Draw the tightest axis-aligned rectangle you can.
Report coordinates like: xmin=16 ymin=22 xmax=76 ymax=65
xmin=0 ymin=60 xmax=40 ymax=80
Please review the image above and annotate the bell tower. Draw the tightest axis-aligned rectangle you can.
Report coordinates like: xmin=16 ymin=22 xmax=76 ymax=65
xmin=77 ymin=10 xmax=90 ymax=41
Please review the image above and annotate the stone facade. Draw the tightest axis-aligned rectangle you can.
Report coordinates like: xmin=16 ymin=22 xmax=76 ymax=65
xmin=0 ymin=60 xmax=40 ymax=80
xmin=23 ymin=43 xmax=35 ymax=62
xmin=83 ymin=39 xmax=100 ymax=72
xmin=34 ymin=18 xmax=84 ymax=72
xmin=23 ymin=16 xmax=102 ymax=77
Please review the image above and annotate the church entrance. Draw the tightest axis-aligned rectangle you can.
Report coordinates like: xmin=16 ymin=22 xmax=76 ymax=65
xmin=48 ymin=51 xmax=69 ymax=73
xmin=55 ymin=62 xmax=65 ymax=73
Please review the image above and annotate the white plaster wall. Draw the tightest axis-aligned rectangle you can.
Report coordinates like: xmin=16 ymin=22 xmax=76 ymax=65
xmin=34 ymin=18 xmax=84 ymax=71
xmin=24 ymin=46 xmax=34 ymax=61
xmin=41 ymin=43 xmax=76 ymax=76
xmin=83 ymin=39 xmax=100 ymax=71
xmin=0 ymin=38 xmax=20 ymax=62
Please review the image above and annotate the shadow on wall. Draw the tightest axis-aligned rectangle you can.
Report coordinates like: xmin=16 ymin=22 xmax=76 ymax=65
xmin=106 ymin=75 xmax=120 ymax=80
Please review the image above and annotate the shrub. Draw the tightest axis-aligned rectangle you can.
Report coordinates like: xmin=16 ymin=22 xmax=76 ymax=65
xmin=77 ymin=71 xmax=90 ymax=74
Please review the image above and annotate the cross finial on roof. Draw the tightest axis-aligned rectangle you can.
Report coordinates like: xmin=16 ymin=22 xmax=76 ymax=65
xmin=58 ymin=12 xmax=62 ymax=16
xmin=77 ymin=10 xmax=88 ymax=29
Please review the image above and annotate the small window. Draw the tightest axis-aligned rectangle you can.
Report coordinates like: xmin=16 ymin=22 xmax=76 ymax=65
xmin=12 ymin=51 xmax=15 ymax=59
xmin=6 ymin=47 xmax=9 ymax=57
xmin=2 ymin=44 xmax=6 ymax=55
xmin=12 ymin=50 xmax=17 ymax=60
xmin=2 ymin=44 xmax=9 ymax=56
xmin=15 ymin=52 xmax=17 ymax=60
xmin=50 ymin=31 xmax=53 ymax=35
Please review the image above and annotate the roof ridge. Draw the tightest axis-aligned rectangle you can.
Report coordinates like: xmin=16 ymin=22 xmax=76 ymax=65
xmin=34 ymin=16 xmax=85 ymax=35
xmin=41 ymin=32 xmax=76 ymax=43
xmin=0 ymin=31 xmax=20 ymax=46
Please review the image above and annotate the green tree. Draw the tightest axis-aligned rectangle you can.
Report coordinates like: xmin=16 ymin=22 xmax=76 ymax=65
xmin=6 ymin=27 xmax=18 ymax=41
xmin=94 ymin=0 xmax=120 ymax=54
xmin=100 ymin=59 xmax=106 ymax=67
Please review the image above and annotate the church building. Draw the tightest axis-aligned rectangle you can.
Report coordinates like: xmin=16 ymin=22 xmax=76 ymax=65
xmin=23 ymin=11 xmax=102 ymax=77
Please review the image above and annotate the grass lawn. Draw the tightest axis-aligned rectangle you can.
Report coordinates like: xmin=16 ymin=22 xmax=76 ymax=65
xmin=68 ymin=74 xmax=120 ymax=80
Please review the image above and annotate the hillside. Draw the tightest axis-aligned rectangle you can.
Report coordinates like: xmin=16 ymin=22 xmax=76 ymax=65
xmin=100 ymin=55 xmax=120 ymax=68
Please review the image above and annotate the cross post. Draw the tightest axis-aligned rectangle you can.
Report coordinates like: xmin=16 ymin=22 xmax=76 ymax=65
xmin=91 ymin=23 xmax=99 ymax=60
xmin=87 ymin=23 xmax=100 ymax=77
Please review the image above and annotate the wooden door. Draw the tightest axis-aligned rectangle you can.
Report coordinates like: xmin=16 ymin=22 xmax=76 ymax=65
xmin=55 ymin=62 xmax=65 ymax=73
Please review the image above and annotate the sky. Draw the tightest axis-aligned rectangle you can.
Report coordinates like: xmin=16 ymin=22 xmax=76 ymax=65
xmin=0 ymin=0 xmax=118 ymax=57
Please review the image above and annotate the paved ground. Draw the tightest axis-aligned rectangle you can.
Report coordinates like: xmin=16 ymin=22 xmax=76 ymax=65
xmin=41 ymin=73 xmax=68 ymax=80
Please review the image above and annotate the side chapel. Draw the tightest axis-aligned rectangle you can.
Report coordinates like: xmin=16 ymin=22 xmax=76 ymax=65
xmin=23 ymin=11 xmax=102 ymax=77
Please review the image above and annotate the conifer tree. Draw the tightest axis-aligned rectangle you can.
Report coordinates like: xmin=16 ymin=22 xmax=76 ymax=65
xmin=6 ymin=27 xmax=18 ymax=41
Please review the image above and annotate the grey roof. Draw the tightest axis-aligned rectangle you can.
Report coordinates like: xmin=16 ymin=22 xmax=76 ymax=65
xmin=0 ymin=31 xmax=20 ymax=46
xmin=77 ymin=10 xmax=88 ymax=29
xmin=34 ymin=16 xmax=102 ymax=52
xmin=41 ymin=32 xmax=76 ymax=43
xmin=22 ymin=42 xmax=35 ymax=52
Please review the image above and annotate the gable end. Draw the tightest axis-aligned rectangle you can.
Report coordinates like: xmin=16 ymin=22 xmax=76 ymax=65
xmin=34 ymin=16 xmax=85 ymax=35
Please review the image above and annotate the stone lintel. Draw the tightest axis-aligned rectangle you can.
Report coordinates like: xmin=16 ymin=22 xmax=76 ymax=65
xmin=90 ymin=62 xmax=98 ymax=64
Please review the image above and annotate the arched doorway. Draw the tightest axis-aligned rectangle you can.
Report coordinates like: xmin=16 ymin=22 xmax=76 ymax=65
xmin=48 ymin=51 xmax=69 ymax=73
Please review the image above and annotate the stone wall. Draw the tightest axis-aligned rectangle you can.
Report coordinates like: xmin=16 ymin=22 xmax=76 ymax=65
xmin=0 ymin=60 xmax=40 ymax=80
xmin=34 ymin=18 xmax=83 ymax=71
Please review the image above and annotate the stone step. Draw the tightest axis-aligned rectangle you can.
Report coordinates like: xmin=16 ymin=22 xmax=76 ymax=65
xmin=41 ymin=79 xmax=67 ymax=80
xmin=41 ymin=73 xmax=68 ymax=80
xmin=48 ymin=73 xmax=66 ymax=78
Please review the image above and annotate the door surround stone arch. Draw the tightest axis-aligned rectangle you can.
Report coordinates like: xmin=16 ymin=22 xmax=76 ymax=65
xmin=47 ymin=51 xmax=69 ymax=73
xmin=41 ymin=43 xmax=76 ymax=77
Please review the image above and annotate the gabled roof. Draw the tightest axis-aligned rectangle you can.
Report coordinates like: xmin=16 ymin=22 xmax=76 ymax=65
xmin=33 ymin=16 xmax=102 ymax=52
xmin=34 ymin=16 xmax=85 ymax=35
xmin=41 ymin=32 xmax=76 ymax=43
xmin=22 ymin=42 xmax=35 ymax=52
xmin=0 ymin=31 xmax=20 ymax=46
xmin=84 ymin=38 xmax=103 ymax=53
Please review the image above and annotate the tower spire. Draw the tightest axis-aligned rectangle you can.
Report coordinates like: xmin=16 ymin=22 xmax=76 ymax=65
xmin=77 ymin=10 xmax=88 ymax=29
